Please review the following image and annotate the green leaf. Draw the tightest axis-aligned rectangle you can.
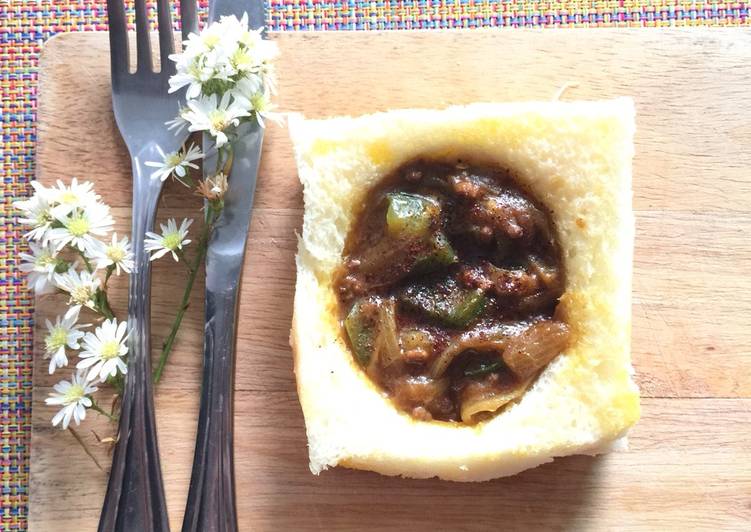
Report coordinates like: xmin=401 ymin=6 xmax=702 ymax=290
xmin=464 ymin=360 xmax=504 ymax=377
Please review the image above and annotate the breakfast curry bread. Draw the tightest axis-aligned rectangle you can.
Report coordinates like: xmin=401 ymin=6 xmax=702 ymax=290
xmin=288 ymin=100 xmax=639 ymax=481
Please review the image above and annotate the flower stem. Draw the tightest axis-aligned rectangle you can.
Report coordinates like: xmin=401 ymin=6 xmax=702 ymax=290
xmin=91 ymin=400 xmax=118 ymax=422
xmin=221 ymin=149 xmax=234 ymax=176
xmin=78 ymin=250 xmax=94 ymax=273
xmin=107 ymin=373 xmax=124 ymax=397
xmin=152 ymin=142 xmax=233 ymax=384
xmin=153 ymin=209 xmax=217 ymax=384
xmin=176 ymin=248 xmax=193 ymax=274
xmin=94 ymin=289 xmax=115 ymax=320
xmin=68 ymin=427 xmax=104 ymax=472
xmin=103 ymin=265 xmax=114 ymax=290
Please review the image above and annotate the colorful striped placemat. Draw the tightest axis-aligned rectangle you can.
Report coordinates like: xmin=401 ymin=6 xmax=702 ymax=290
xmin=1 ymin=1 xmax=748 ymax=529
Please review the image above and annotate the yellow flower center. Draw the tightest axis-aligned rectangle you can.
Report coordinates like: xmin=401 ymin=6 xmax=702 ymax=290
xmin=188 ymin=62 xmax=203 ymax=79
xmin=232 ymin=49 xmax=252 ymax=69
xmin=203 ymin=33 xmax=221 ymax=49
xmin=67 ymin=215 xmax=90 ymax=237
xmin=46 ymin=327 xmax=68 ymax=351
xmin=37 ymin=211 xmax=52 ymax=225
xmin=164 ymin=152 xmax=183 ymax=168
xmin=63 ymin=384 xmax=85 ymax=404
xmin=162 ymin=232 xmax=182 ymax=250
xmin=208 ymin=110 xmax=228 ymax=132
xmin=107 ymin=246 xmax=125 ymax=263
xmin=36 ymin=253 xmax=56 ymax=268
xmin=59 ymin=190 xmax=79 ymax=204
xmin=100 ymin=340 xmax=121 ymax=360
xmin=70 ymin=285 xmax=92 ymax=305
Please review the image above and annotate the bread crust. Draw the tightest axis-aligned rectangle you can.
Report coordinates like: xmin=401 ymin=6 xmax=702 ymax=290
xmin=289 ymin=100 xmax=640 ymax=481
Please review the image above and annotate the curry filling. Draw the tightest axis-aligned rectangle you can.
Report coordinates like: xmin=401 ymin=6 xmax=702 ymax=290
xmin=335 ymin=160 xmax=570 ymax=424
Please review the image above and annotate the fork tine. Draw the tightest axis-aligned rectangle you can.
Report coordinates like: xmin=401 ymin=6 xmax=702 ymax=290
xmin=180 ymin=0 xmax=198 ymax=42
xmin=135 ymin=0 xmax=153 ymax=73
xmin=106 ymin=0 xmax=129 ymax=79
xmin=156 ymin=0 xmax=175 ymax=73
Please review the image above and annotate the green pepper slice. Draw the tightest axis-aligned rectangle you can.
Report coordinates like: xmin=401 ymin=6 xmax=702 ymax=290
xmin=400 ymin=278 xmax=487 ymax=328
xmin=344 ymin=299 xmax=376 ymax=366
xmin=385 ymin=192 xmax=440 ymax=238
xmin=412 ymin=231 xmax=457 ymax=274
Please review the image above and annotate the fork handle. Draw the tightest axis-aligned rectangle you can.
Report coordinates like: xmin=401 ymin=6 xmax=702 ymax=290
xmin=99 ymin=165 xmax=168 ymax=532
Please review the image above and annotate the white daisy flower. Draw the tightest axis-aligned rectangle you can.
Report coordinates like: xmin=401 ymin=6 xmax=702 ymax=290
xmin=88 ymin=233 xmax=134 ymax=275
xmin=54 ymin=267 xmax=101 ymax=312
xmin=220 ymin=12 xmax=252 ymax=43
xmin=45 ymin=178 xmax=100 ymax=218
xmin=231 ymin=75 xmax=262 ymax=102
xmin=77 ymin=318 xmax=129 ymax=382
xmin=144 ymin=143 xmax=203 ymax=183
xmin=19 ymin=241 xmax=62 ymax=294
xmin=14 ymin=182 xmax=55 ymax=242
xmin=46 ymin=370 xmax=98 ymax=430
xmin=170 ymin=15 xmax=246 ymax=93
xmin=182 ymin=92 xmax=250 ymax=147
xmin=245 ymin=91 xmax=282 ymax=128
xmin=43 ymin=307 xmax=87 ymax=374
xmin=144 ymin=218 xmax=193 ymax=261
xmin=169 ymin=21 xmax=239 ymax=97
xmin=166 ymin=108 xmax=191 ymax=134
xmin=229 ymin=46 xmax=258 ymax=77
xmin=168 ymin=57 xmax=216 ymax=99
xmin=47 ymin=202 xmax=114 ymax=252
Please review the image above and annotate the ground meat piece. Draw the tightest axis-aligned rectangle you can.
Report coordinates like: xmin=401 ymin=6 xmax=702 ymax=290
xmin=411 ymin=406 xmax=433 ymax=421
xmin=469 ymin=192 xmax=544 ymax=241
xmin=405 ymin=169 xmax=423 ymax=182
xmin=429 ymin=394 xmax=458 ymax=420
xmin=356 ymin=298 xmax=380 ymax=319
xmin=478 ymin=226 xmax=494 ymax=241
xmin=403 ymin=347 xmax=431 ymax=365
xmin=459 ymin=263 xmax=540 ymax=299
xmin=489 ymin=268 xmax=540 ymax=298
xmin=392 ymin=376 xmax=446 ymax=410
xmin=459 ymin=264 xmax=494 ymax=291
xmin=338 ymin=274 xmax=366 ymax=300
xmin=450 ymin=173 xmax=484 ymax=199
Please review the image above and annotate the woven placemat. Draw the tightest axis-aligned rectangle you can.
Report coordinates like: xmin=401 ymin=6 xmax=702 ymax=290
xmin=2 ymin=1 xmax=748 ymax=529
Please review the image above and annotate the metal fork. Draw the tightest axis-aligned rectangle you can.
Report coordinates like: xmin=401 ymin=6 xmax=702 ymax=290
xmin=100 ymin=1 xmax=196 ymax=530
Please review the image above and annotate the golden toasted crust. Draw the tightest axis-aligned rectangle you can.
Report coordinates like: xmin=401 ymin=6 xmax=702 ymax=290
xmin=289 ymin=100 xmax=639 ymax=481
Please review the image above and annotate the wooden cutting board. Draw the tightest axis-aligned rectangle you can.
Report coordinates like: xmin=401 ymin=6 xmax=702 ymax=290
xmin=30 ymin=29 xmax=751 ymax=530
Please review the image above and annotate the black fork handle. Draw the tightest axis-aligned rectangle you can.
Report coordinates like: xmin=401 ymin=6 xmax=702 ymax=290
xmin=99 ymin=168 xmax=168 ymax=532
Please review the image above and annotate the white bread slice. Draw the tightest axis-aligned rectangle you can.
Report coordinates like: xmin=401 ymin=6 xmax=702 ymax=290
xmin=289 ymin=99 xmax=640 ymax=481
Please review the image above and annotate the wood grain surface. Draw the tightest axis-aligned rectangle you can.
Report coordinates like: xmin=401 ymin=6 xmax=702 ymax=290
xmin=30 ymin=29 xmax=751 ymax=531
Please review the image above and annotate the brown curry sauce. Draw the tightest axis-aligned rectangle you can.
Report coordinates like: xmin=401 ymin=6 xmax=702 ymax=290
xmin=334 ymin=160 xmax=570 ymax=424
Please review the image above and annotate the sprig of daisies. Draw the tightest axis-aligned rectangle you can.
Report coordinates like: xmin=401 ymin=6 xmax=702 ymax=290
xmin=148 ymin=14 xmax=279 ymax=383
xmin=17 ymin=15 xmax=278 ymax=460
xmin=15 ymin=179 xmax=132 ymax=427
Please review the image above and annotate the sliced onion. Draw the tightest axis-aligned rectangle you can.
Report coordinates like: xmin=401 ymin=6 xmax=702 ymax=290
xmin=376 ymin=298 xmax=401 ymax=368
xmin=429 ymin=323 xmax=527 ymax=378
xmin=502 ymin=320 xmax=570 ymax=380
xmin=392 ymin=375 xmax=450 ymax=409
xmin=460 ymin=377 xmax=532 ymax=424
